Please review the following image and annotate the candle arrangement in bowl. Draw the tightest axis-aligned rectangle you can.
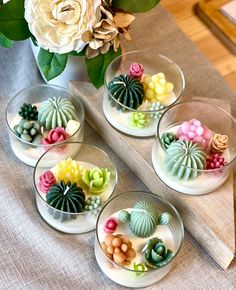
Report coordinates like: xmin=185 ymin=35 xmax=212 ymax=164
xmin=152 ymin=100 xmax=236 ymax=195
xmin=6 ymin=84 xmax=84 ymax=167
xmin=103 ymin=51 xmax=185 ymax=137
xmin=95 ymin=191 xmax=184 ymax=288
xmin=34 ymin=142 xmax=117 ymax=234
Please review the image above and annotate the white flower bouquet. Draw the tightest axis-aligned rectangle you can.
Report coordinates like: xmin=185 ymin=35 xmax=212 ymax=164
xmin=0 ymin=0 xmax=160 ymax=88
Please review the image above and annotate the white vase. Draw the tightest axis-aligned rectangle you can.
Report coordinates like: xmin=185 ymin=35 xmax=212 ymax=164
xmin=31 ymin=41 xmax=88 ymax=88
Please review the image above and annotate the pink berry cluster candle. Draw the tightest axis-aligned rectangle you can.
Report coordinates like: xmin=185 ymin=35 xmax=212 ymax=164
xmin=177 ymin=119 xmax=212 ymax=150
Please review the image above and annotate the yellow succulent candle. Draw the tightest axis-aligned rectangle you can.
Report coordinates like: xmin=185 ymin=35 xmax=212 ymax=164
xmin=53 ymin=157 xmax=83 ymax=184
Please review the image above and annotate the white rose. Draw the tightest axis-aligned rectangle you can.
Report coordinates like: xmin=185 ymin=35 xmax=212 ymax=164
xmin=3 ymin=0 xmax=10 ymax=3
xmin=25 ymin=0 xmax=101 ymax=54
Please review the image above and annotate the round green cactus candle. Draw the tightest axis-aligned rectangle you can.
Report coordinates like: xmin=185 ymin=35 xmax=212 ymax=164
xmin=166 ymin=140 xmax=206 ymax=180
xmin=107 ymin=74 xmax=144 ymax=111
xmin=129 ymin=201 xmax=160 ymax=238
xmin=38 ymin=97 xmax=77 ymax=129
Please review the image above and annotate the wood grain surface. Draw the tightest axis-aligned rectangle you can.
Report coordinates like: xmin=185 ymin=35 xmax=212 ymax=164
xmin=69 ymin=81 xmax=235 ymax=269
xmin=162 ymin=0 xmax=236 ymax=90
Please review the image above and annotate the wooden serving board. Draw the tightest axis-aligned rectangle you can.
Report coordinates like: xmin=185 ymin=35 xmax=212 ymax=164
xmin=69 ymin=81 xmax=235 ymax=270
xmin=195 ymin=0 xmax=236 ymax=55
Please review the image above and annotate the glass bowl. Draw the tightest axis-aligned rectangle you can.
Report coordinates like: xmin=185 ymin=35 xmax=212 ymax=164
xmin=6 ymin=84 xmax=84 ymax=167
xmin=152 ymin=100 xmax=236 ymax=195
xmin=34 ymin=142 xmax=118 ymax=234
xmin=103 ymin=51 xmax=185 ymax=137
xmin=95 ymin=191 xmax=184 ymax=288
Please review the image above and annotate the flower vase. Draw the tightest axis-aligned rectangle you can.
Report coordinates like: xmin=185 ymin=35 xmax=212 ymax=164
xmin=31 ymin=41 xmax=88 ymax=88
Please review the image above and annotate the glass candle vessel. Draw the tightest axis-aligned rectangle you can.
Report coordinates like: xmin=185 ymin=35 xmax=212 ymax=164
xmin=152 ymin=100 xmax=236 ymax=195
xmin=6 ymin=84 xmax=84 ymax=167
xmin=95 ymin=191 xmax=184 ymax=288
xmin=103 ymin=51 xmax=185 ymax=137
xmin=34 ymin=142 xmax=117 ymax=234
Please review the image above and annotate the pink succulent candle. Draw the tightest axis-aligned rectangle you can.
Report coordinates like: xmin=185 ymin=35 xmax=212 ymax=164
xmin=38 ymin=170 xmax=56 ymax=193
xmin=42 ymin=127 xmax=68 ymax=146
xmin=177 ymin=119 xmax=212 ymax=150
xmin=103 ymin=217 xmax=118 ymax=233
xmin=128 ymin=63 xmax=144 ymax=81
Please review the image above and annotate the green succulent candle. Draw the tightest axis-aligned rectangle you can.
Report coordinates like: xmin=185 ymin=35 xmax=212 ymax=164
xmin=82 ymin=167 xmax=110 ymax=195
xmin=144 ymin=237 xmax=173 ymax=268
xmin=131 ymin=112 xmax=149 ymax=128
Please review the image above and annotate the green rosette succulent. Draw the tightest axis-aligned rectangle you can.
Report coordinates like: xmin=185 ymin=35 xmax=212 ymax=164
xmin=144 ymin=237 xmax=174 ymax=268
xmin=131 ymin=112 xmax=149 ymax=128
xmin=161 ymin=132 xmax=177 ymax=149
xmin=82 ymin=167 xmax=110 ymax=195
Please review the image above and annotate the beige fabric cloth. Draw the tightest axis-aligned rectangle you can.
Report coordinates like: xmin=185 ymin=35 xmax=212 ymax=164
xmin=0 ymin=5 xmax=236 ymax=290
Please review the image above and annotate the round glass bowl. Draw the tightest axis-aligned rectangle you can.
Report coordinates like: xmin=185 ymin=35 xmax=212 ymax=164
xmin=95 ymin=191 xmax=184 ymax=288
xmin=152 ymin=100 xmax=236 ymax=195
xmin=6 ymin=84 xmax=84 ymax=167
xmin=34 ymin=142 xmax=118 ymax=234
xmin=103 ymin=51 xmax=185 ymax=137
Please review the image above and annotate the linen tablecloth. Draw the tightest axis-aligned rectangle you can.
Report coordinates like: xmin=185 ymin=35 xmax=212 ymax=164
xmin=0 ymin=6 xmax=236 ymax=290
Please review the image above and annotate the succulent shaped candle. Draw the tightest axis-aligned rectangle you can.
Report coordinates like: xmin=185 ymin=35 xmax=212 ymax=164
xmin=7 ymin=84 xmax=84 ymax=167
xmin=95 ymin=192 xmax=184 ymax=288
xmin=152 ymin=100 xmax=235 ymax=195
xmin=103 ymin=51 xmax=185 ymax=137
xmin=34 ymin=142 xmax=117 ymax=234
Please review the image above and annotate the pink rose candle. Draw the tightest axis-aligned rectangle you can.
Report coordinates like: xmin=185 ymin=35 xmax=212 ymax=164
xmin=42 ymin=127 xmax=68 ymax=146
xmin=38 ymin=170 xmax=56 ymax=193
xmin=128 ymin=63 xmax=144 ymax=81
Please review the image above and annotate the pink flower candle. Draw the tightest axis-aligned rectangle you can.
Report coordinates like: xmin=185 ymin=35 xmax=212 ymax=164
xmin=103 ymin=217 xmax=118 ymax=233
xmin=128 ymin=63 xmax=144 ymax=81
xmin=38 ymin=170 xmax=56 ymax=193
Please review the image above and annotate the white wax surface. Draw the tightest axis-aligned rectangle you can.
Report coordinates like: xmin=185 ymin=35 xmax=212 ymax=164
xmin=9 ymin=113 xmax=83 ymax=167
xmin=152 ymin=125 xmax=231 ymax=195
xmin=103 ymin=92 xmax=176 ymax=137
xmin=95 ymin=210 xmax=174 ymax=288
xmin=35 ymin=162 xmax=115 ymax=234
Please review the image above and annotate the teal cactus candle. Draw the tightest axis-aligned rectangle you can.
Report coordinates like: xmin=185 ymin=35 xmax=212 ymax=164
xmin=38 ymin=97 xmax=77 ymax=129
xmin=166 ymin=140 xmax=206 ymax=180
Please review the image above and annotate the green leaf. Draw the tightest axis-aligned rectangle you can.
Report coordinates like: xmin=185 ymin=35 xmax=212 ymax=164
xmin=112 ymin=0 xmax=160 ymax=13
xmin=85 ymin=47 xmax=122 ymax=89
xmin=0 ymin=0 xmax=30 ymax=40
xmin=0 ymin=32 xmax=13 ymax=48
xmin=37 ymin=48 xmax=68 ymax=81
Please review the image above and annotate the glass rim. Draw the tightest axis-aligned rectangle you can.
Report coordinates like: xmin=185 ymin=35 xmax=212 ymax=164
xmin=33 ymin=141 xmax=118 ymax=215
xmin=156 ymin=99 xmax=236 ymax=172
xmin=95 ymin=191 xmax=184 ymax=273
xmin=5 ymin=83 xmax=85 ymax=147
xmin=104 ymin=50 xmax=185 ymax=113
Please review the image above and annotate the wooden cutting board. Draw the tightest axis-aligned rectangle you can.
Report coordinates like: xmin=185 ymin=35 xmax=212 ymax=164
xmin=69 ymin=81 xmax=235 ymax=270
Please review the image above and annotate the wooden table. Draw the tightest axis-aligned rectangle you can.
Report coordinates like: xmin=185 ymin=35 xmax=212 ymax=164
xmin=162 ymin=0 xmax=236 ymax=90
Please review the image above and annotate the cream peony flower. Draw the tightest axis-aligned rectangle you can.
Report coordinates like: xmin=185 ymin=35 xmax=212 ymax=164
xmin=24 ymin=0 xmax=101 ymax=54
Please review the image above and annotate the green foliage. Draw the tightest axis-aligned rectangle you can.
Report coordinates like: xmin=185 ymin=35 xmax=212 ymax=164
xmin=112 ymin=0 xmax=160 ymax=13
xmin=85 ymin=47 xmax=121 ymax=88
xmin=0 ymin=32 xmax=13 ymax=48
xmin=37 ymin=48 xmax=68 ymax=81
xmin=0 ymin=0 xmax=30 ymax=40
